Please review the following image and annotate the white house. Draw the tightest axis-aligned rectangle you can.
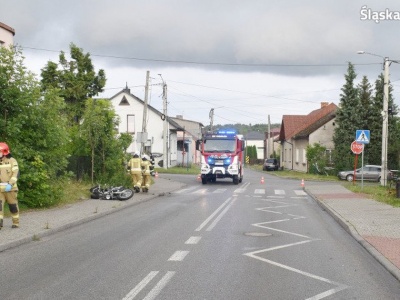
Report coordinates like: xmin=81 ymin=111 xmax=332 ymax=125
xmin=109 ymin=87 xmax=184 ymax=168
xmin=0 ymin=22 xmax=15 ymax=48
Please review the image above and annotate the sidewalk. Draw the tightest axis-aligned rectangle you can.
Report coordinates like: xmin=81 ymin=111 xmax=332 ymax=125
xmin=0 ymin=177 xmax=186 ymax=252
xmin=305 ymin=182 xmax=400 ymax=281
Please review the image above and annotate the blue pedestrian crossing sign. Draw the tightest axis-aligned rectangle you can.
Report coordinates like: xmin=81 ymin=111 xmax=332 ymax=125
xmin=356 ymin=130 xmax=370 ymax=144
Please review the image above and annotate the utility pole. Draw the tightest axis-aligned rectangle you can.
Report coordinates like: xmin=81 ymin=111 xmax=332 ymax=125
xmin=267 ymin=115 xmax=271 ymax=159
xmin=209 ymin=108 xmax=214 ymax=131
xmin=381 ymin=57 xmax=390 ymax=186
xmin=159 ymin=74 xmax=168 ymax=169
xmin=141 ymin=70 xmax=150 ymax=155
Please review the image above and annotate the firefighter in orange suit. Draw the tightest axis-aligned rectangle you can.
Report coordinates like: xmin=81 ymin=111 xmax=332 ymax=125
xmin=128 ymin=153 xmax=142 ymax=193
xmin=141 ymin=155 xmax=151 ymax=192
xmin=0 ymin=143 xmax=20 ymax=229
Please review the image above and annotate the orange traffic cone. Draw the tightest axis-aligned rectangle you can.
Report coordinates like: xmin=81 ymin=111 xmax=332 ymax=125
xmin=197 ymin=174 xmax=201 ymax=181
xmin=155 ymin=172 xmax=158 ymax=178
xmin=301 ymin=179 xmax=305 ymax=189
xmin=261 ymin=176 xmax=265 ymax=184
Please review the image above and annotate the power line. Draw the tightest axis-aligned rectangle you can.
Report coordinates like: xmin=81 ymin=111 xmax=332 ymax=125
xmin=20 ymin=45 xmax=381 ymax=68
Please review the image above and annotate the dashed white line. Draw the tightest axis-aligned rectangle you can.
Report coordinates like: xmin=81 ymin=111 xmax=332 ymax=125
xmin=185 ymin=236 xmax=202 ymax=244
xmin=168 ymin=251 xmax=189 ymax=261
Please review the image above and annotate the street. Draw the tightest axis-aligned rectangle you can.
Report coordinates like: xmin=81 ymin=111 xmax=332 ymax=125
xmin=0 ymin=169 xmax=399 ymax=299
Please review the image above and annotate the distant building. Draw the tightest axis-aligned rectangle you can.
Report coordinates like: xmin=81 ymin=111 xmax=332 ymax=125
xmin=279 ymin=102 xmax=337 ymax=172
xmin=244 ymin=131 xmax=265 ymax=160
xmin=0 ymin=22 xmax=15 ymax=48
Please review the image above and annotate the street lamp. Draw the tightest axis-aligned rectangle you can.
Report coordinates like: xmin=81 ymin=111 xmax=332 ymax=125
xmin=357 ymin=51 xmax=394 ymax=186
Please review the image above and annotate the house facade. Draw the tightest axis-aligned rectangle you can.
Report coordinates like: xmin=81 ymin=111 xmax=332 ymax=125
xmin=244 ymin=131 xmax=265 ymax=160
xmin=170 ymin=116 xmax=204 ymax=166
xmin=0 ymin=22 xmax=15 ymax=48
xmin=109 ymin=87 xmax=184 ymax=168
xmin=264 ymin=127 xmax=281 ymax=160
xmin=279 ymin=102 xmax=337 ymax=172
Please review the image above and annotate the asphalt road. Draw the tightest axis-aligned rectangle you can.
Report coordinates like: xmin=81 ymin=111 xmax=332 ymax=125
xmin=0 ymin=169 xmax=399 ymax=299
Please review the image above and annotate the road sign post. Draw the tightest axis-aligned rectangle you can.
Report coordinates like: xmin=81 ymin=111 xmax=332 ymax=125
xmin=351 ymin=141 xmax=365 ymax=188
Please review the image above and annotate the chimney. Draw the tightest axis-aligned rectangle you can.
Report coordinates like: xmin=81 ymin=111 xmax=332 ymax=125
xmin=321 ymin=102 xmax=329 ymax=108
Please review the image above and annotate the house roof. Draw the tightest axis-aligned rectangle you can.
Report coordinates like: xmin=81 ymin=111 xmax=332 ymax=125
xmin=110 ymin=88 xmax=185 ymax=131
xmin=279 ymin=103 xmax=337 ymax=141
xmin=244 ymin=131 xmax=265 ymax=140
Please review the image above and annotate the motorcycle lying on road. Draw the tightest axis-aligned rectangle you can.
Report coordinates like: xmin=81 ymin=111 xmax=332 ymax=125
xmin=90 ymin=185 xmax=134 ymax=201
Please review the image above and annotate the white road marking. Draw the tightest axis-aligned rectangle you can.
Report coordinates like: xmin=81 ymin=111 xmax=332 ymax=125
xmin=142 ymin=271 xmax=176 ymax=300
xmin=193 ymin=188 xmax=208 ymax=194
xmin=244 ymin=250 xmax=347 ymax=299
xmin=185 ymin=236 xmax=202 ymax=244
xmin=274 ymin=189 xmax=285 ymax=195
xmin=168 ymin=251 xmax=189 ymax=261
xmin=294 ymin=190 xmax=307 ymax=196
xmin=174 ymin=186 xmax=198 ymax=194
xmin=213 ymin=188 xmax=226 ymax=193
xmin=246 ymin=193 xmax=348 ymax=299
xmin=234 ymin=182 xmax=250 ymax=193
xmin=195 ymin=197 xmax=232 ymax=231
xmin=122 ymin=271 xmax=159 ymax=300
xmin=254 ymin=189 xmax=265 ymax=194
xmin=206 ymin=198 xmax=236 ymax=231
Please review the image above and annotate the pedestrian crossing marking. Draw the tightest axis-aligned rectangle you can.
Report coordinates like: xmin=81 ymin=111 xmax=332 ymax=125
xmin=275 ymin=190 xmax=285 ymax=195
xmin=294 ymin=190 xmax=307 ymax=196
xmin=254 ymin=189 xmax=265 ymax=194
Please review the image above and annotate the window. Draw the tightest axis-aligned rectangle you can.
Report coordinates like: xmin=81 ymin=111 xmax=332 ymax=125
xmin=295 ymin=149 xmax=299 ymax=163
xmin=127 ymin=115 xmax=135 ymax=133
xmin=302 ymin=148 xmax=307 ymax=163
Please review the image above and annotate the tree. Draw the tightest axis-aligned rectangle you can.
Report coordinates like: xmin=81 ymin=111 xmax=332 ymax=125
xmin=306 ymin=143 xmax=327 ymax=174
xmin=0 ymin=46 xmax=69 ymax=208
xmin=80 ymin=99 xmax=132 ymax=184
xmin=333 ymin=63 xmax=361 ymax=171
xmin=41 ymin=43 xmax=106 ymax=123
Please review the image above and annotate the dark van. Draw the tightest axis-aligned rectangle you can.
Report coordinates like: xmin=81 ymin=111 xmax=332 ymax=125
xmin=263 ymin=158 xmax=279 ymax=171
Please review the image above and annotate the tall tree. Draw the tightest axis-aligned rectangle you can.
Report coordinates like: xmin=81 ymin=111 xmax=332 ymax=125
xmin=80 ymin=98 xmax=132 ymax=184
xmin=333 ymin=63 xmax=361 ymax=171
xmin=40 ymin=43 xmax=106 ymax=123
xmin=0 ymin=46 xmax=69 ymax=207
xmin=371 ymin=74 xmax=399 ymax=169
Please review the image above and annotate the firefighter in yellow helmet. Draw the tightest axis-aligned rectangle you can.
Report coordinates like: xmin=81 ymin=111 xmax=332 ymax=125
xmin=141 ymin=155 xmax=151 ymax=192
xmin=128 ymin=153 xmax=142 ymax=193
xmin=0 ymin=143 xmax=20 ymax=229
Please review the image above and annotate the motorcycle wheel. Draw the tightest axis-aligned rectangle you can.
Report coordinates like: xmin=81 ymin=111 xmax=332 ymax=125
xmin=117 ymin=188 xmax=134 ymax=200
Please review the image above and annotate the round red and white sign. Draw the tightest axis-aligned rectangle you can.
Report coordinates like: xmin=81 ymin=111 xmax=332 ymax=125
xmin=351 ymin=141 xmax=364 ymax=154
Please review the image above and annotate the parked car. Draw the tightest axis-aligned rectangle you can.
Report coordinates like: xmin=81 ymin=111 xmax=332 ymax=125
xmin=337 ymin=165 xmax=393 ymax=182
xmin=263 ymin=158 xmax=279 ymax=171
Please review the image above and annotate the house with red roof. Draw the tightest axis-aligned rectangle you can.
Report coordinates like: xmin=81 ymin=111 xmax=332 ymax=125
xmin=278 ymin=102 xmax=338 ymax=172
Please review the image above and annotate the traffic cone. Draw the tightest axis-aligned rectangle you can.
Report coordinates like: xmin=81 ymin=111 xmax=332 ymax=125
xmin=155 ymin=172 xmax=158 ymax=178
xmin=261 ymin=176 xmax=265 ymax=184
xmin=301 ymin=179 xmax=305 ymax=189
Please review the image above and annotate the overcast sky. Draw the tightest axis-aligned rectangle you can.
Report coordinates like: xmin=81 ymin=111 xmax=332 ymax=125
xmin=2 ymin=0 xmax=400 ymax=126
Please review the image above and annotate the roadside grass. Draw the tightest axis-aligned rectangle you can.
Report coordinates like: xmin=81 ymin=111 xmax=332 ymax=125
xmin=250 ymin=164 xmax=400 ymax=207
xmin=155 ymin=165 xmax=200 ymax=175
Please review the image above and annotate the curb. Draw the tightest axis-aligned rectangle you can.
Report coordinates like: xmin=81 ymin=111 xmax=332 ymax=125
xmin=306 ymin=188 xmax=400 ymax=282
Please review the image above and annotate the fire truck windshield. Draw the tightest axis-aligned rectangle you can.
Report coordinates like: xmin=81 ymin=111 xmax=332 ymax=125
xmin=204 ymin=139 xmax=236 ymax=153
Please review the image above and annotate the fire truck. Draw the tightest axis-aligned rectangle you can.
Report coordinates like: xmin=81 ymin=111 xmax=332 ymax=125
xmin=196 ymin=130 xmax=245 ymax=184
